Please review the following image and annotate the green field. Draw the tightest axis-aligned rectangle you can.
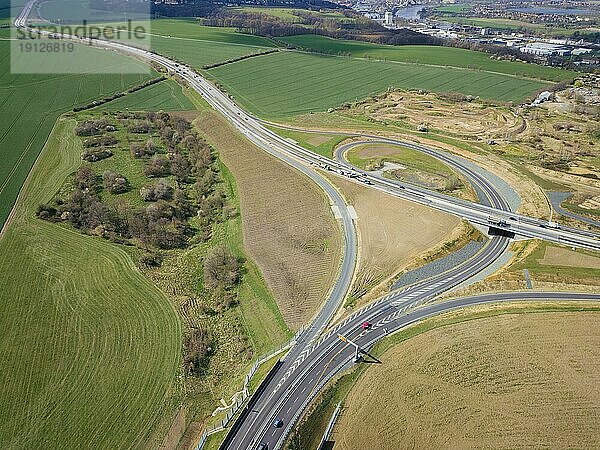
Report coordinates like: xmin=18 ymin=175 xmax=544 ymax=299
xmin=97 ymin=79 xmax=195 ymax=111
xmin=279 ymin=35 xmax=576 ymax=82
xmin=265 ymin=126 xmax=349 ymax=158
xmin=0 ymin=117 xmax=182 ymax=448
xmin=149 ymin=34 xmax=269 ymax=68
xmin=208 ymin=51 xmax=550 ymax=118
xmin=147 ymin=19 xmax=277 ymax=47
xmin=44 ymin=19 xmax=277 ymax=68
xmin=0 ymin=39 xmax=154 ymax=229
xmin=434 ymin=4 xmax=471 ymax=14
xmin=230 ymin=6 xmax=348 ymax=23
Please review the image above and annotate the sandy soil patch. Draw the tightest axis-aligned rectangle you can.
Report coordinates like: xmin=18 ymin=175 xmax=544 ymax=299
xmin=540 ymin=246 xmax=600 ymax=269
xmin=359 ymin=91 xmax=519 ymax=137
xmin=335 ymin=312 xmax=600 ymax=450
xmin=355 ymin=144 xmax=403 ymax=159
xmin=579 ymin=195 xmax=600 ymax=210
xmin=195 ymin=112 xmax=343 ymax=329
xmin=306 ymin=134 xmax=335 ymax=146
xmin=326 ymin=174 xmax=461 ymax=303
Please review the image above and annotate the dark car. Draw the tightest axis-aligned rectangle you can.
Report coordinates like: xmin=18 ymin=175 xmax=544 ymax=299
xmin=273 ymin=418 xmax=284 ymax=428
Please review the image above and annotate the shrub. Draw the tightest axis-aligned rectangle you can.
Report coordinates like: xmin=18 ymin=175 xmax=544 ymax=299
xmin=130 ymin=140 xmax=158 ymax=158
xmin=139 ymin=252 xmax=163 ymax=267
xmin=144 ymin=155 xmax=171 ymax=177
xmin=81 ymin=147 xmax=113 ymax=162
xmin=127 ymin=120 xmax=152 ymax=134
xmin=36 ymin=203 xmax=58 ymax=221
xmin=203 ymin=246 xmax=241 ymax=291
xmin=170 ymin=153 xmax=191 ymax=182
xmin=183 ymin=327 xmax=213 ymax=376
xmin=83 ymin=135 xmax=118 ymax=148
xmin=75 ymin=166 xmax=98 ymax=191
xmin=74 ymin=119 xmax=113 ymax=136
xmin=173 ymin=116 xmax=191 ymax=136
xmin=139 ymin=180 xmax=173 ymax=201
xmin=102 ymin=171 xmax=129 ymax=194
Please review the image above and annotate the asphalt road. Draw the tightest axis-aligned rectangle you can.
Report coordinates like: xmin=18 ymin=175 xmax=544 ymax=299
xmin=548 ymin=191 xmax=600 ymax=229
xmin=249 ymin=290 xmax=600 ymax=449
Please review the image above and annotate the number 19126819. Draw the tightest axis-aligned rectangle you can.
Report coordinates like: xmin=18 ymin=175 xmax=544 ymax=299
xmin=19 ymin=42 xmax=74 ymax=52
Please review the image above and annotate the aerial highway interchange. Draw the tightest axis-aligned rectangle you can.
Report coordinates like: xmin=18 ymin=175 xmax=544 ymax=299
xmin=14 ymin=4 xmax=600 ymax=449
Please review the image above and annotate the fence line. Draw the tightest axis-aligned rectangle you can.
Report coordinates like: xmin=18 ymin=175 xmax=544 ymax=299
xmin=193 ymin=326 xmax=306 ymax=450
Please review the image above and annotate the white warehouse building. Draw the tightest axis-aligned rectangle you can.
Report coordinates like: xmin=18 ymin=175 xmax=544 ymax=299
xmin=520 ymin=42 xmax=571 ymax=57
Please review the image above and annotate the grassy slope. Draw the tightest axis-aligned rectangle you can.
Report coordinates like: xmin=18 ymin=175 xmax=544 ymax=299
xmin=279 ymin=34 xmax=576 ymax=82
xmin=0 ymin=117 xmax=181 ymax=449
xmin=511 ymin=241 xmax=600 ymax=282
xmin=347 ymin=143 xmax=455 ymax=176
xmin=264 ymin=126 xmax=350 ymax=158
xmin=195 ymin=110 xmax=343 ymax=329
xmin=208 ymin=51 xmax=550 ymax=119
xmin=0 ymin=39 xmax=154 ymax=229
xmin=97 ymin=79 xmax=195 ymax=111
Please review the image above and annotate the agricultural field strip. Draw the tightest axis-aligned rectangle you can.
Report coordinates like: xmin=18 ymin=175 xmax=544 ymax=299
xmin=279 ymin=34 xmax=574 ymax=82
xmin=336 ymin=312 xmax=600 ymax=449
xmin=64 ymin=22 xmax=275 ymax=49
xmin=253 ymin=288 xmax=599 ymax=450
xmin=208 ymin=52 xmax=548 ymax=115
xmin=0 ymin=118 xmax=181 ymax=448
xmin=291 ymin=48 xmax=562 ymax=83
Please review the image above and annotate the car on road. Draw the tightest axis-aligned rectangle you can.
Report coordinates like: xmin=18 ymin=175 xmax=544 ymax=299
xmin=361 ymin=321 xmax=372 ymax=330
xmin=257 ymin=444 xmax=268 ymax=450
xmin=273 ymin=418 xmax=283 ymax=428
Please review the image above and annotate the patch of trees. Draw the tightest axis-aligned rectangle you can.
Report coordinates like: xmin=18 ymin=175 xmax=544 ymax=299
xmin=140 ymin=179 xmax=173 ymax=201
xmin=203 ymin=8 xmax=437 ymax=45
xmin=131 ymin=139 xmax=158 ymax=158
xmin=103 ymin=170 xmax=129 ymax=194
xmin=75 ymin=119 xmax=115 ymax=136
xmin=144 ymin=155 xmax=171 ymax=177
xmin=438 ymin=92 xmax=474 ymax=103
xmin=127 ymin=120 xmax=152 ymax=134
xmin=39 ymin=113 xmax=228 ymax=252
xmin=202 ymin=49 xmax=279 ymax=69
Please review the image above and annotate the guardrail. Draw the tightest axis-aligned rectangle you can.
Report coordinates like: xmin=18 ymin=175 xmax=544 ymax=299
xmin=193 ymin=326 xmax=306 ymax=450
xmin=318 ymin=402 xmax=341 ymax=450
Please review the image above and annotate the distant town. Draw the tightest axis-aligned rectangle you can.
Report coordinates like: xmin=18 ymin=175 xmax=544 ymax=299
xmin=334 ymin=0 xmax=600 ymax=66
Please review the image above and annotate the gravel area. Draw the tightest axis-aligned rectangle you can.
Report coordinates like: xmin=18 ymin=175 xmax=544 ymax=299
xmin=391 ymin=241 xmax=485 ymax=290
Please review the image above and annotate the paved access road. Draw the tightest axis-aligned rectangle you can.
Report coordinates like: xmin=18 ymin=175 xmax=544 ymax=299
xmin=548 ymin=191 xmax=600 ymax=229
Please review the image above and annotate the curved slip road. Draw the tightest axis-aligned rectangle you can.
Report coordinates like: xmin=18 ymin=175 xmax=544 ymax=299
xmin=257 ymin=290 xmax=600 ymax=450
xmin=548 ymin=191 xmax=600 ymax=229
